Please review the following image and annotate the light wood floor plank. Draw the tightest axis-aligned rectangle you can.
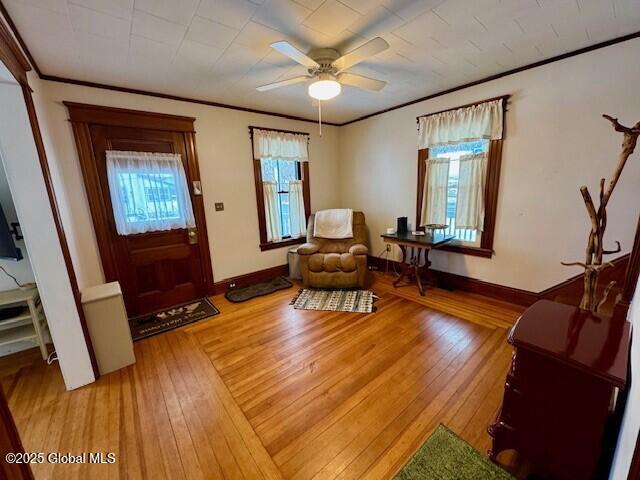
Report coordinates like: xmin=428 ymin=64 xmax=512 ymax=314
xmin=0 ymin=272 xmax=521 ymax=479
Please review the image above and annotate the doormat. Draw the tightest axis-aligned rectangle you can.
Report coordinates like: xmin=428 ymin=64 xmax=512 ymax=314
xmin=225 ymin=276 xmax=292 ymax=303
xmin=129 ymin=298 xmax=220 ymax=341
xmin=290 ymin=289 xmax=375 ymax=313
xmin=395 ymin=425 xmax=514 ymax=480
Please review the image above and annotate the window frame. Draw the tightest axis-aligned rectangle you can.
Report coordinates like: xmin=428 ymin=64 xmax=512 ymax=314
xmin=415 ymin=96 xmax=507 ymax=258
xmin=250 ymin=126 xmax=311 ymax=251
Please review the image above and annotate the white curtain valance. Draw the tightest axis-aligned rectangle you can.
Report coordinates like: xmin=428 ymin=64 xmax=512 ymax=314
xmin=253 ymin=128 xmax=309 ymax=162
xmin=106 ymin=150 xmax=195 ymax=235
xmin=417 ymin=99 xmax=504 ymax=149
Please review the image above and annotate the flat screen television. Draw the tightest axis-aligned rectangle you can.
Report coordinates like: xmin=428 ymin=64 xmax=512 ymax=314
xmin=0 ymin=204 xmax=22 ymax=261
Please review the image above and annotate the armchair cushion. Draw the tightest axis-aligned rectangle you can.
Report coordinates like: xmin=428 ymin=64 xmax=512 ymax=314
xmin=297 ymin=242 xmax=320 ymax=255
xmin=349 ymin=243 xmax=369 ymax=256
xmin=307 ymin=252 xmax=357 ymax=273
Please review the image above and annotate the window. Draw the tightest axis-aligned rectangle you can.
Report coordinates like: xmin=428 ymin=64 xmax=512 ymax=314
xmin=429 ymin=139 xmax=489 ymax=245
xmin=260 ymin=158 xmax=301 ymax=238
xmin=106 ymin=151 xmax=195 ymax=235
xmin=416 ymin=96 xmax=507 ymax=258
xmin=250 ymin=127 xmax=311 ymax=251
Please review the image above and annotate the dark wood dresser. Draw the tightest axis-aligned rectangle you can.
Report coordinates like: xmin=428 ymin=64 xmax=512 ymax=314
xmin=489 ymin=300 xmax=630 ymax=479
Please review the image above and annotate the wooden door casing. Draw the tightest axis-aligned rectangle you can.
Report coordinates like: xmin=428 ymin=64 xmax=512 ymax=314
xmin=66 ymin=103 xmax=215 ymax=316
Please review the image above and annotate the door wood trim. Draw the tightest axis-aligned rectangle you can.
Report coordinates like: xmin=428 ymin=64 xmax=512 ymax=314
xmin=65 ymin=103 xmax=215 ymax=301
xmin=0 ymin=387 xmax=32 ymax=479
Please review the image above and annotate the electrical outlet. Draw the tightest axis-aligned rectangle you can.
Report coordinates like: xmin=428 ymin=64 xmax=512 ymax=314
xmin=385 ymin=244 xmax=391 ymax=252
xmin=215 ymin=202 xmax=224 ymax=211
xmin=229 ymin=282 xmax=236 ymax=289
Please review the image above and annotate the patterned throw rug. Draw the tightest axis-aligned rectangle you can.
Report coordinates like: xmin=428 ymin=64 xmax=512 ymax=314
xmin=395 ymin=425 xmax=514 ymax=480
xmin=129 ymin=298 xmax=220 ymax=341
xmin=290 ymin=289 xmax=375 ymax=313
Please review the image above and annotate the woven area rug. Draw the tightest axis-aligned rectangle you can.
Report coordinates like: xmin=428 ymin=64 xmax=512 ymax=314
xmin=395 ymin=425 xmax=514 ymax=480
xmin=225 ymin=276 xmax=292 ymax=303
xmin=129 ymin=298 xmax=220 ymax=341
xmin=291 ymin=289 xmax=375 ymax=313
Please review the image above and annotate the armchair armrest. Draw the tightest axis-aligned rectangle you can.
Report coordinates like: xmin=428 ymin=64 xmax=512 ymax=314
xmin=297 ymin=243 xmax=320 ymax=255
xmin=349 ymin=244 xmax=369 ymax=256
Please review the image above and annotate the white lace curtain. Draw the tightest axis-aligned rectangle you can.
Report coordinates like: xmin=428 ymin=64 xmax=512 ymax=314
xmin=106 ymin=151 xmax=195 ymax=235
xmin=289 ymin=180 xmax=306 ymax=238
xmin=421 ymin=158 xmax=449 ymax=225
xmin=417 ymin=99 xmax=503 ymax=149
xmin=253 ymin=128 xmax=309 ymax=162
xmin=263 ymin=181 xmax=281 ymax=242
xmin=456 ymin=153 xmax=488 ymax=230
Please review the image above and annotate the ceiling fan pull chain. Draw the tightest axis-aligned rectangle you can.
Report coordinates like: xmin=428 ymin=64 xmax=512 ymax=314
xmin=318 ymin=99 xmax=322 ymax=137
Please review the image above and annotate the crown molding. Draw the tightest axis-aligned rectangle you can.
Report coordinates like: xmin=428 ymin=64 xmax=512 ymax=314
xmin=41 ymin=73 xmax=340 ymax=126
xmin=1 ymin=0 xmax=639 ymax=127
xmin=339 ymin=30 xmax=640 ymax=126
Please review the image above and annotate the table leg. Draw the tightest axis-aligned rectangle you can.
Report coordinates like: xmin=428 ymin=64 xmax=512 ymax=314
xmin=414 ymin=263 xmax=425 ymax=295
xmin=28 ymin=298 xmax=48 ymax=360
xmin=393 ymin=246 xmax=410 ymax=287
xmin=393 ymin=245 xmax=411 ymax=288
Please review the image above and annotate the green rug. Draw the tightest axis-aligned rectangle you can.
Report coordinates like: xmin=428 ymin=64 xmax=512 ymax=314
xmin=395 ymin=425 xmax=514 ymax=480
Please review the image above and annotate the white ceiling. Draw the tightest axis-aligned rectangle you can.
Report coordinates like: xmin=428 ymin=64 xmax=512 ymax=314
xmin=4 ymin=0 xmax=640 ymax=123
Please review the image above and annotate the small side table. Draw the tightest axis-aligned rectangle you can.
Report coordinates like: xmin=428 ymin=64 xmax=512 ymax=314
xmin=381 ymin=231 xmax=454 ymax=295
xmin=0 ymin=286 xmax=49 ymax=360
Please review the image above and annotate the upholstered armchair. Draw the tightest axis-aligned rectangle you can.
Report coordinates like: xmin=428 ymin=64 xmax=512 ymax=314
xmin=297 ymin=211 xmax=369 ymax=288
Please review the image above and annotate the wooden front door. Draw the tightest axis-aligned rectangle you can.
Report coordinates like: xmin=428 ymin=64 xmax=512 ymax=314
xmin=66 ymin=103 xmax=214 ymax=316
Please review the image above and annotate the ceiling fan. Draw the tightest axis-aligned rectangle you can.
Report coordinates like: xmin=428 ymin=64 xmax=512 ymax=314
xmin=256 ymin=37 xmax=390 ymax=101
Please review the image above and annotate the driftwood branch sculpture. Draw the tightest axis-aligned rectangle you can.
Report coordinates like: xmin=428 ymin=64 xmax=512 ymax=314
xmin=562 ymin=115 xmax=640 ymax=312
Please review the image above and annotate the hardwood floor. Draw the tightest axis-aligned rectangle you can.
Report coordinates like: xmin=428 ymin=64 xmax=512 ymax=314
xmin=0 ymin=273 xmax=523 ymax=479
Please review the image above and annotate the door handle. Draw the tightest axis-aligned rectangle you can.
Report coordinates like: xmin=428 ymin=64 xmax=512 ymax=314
xmin=188 ymin=227 xmax=198 ymax=245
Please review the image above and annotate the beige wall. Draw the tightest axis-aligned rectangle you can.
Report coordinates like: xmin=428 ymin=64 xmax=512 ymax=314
xmin=339 ymin=38 xmax=640 ymax=292
xmin=30 ymin=38 xmax=640 ymax=294
xmin=32 ymin=80 xmax=342 ymax=288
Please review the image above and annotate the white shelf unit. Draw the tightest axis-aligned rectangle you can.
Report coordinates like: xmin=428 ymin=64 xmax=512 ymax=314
xmin=0 ymin=286 xmax=49 ymax=359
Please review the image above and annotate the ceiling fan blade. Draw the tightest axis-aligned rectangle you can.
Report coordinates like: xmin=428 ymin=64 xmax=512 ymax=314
xmin=270 ymin=41 xmax=319 ymax=69
xmin=338 ymin=72 xmax=386 ymax=91
xmin=333 ymin=37 xmax=389 ymax=72
xmin=256 ymin=75 xmax=309 ymax=92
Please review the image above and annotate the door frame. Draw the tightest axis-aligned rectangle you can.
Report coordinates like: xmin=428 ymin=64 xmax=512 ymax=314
xmin=64 ymin=102 xmax=215 ymax=298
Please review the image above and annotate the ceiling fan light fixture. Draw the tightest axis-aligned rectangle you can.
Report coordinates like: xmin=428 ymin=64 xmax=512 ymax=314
xmin=308 ymin=75 xmax=341 ymax=100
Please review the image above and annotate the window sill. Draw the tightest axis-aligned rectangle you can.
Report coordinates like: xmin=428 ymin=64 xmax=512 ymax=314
xmin=259 ymin=237 xmax=305 ymax=252
xmin=438 ymin=242 xmax=494 ymax=258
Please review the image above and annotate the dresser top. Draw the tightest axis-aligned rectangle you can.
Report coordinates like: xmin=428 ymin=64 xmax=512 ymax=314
xmin=509 ymin=300 xmax=630 ymax=388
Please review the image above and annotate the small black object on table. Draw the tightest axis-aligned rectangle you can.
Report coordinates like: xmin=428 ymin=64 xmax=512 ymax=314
xmin=381 ymin=231 xmax=454 ymax=295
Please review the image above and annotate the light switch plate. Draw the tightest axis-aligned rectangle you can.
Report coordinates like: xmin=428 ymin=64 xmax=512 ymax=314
xmin=215 ymin=202 xmax=224 ymax=211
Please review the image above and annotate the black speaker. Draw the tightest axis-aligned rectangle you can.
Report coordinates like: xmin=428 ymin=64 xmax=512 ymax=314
xmin=397 ymin=216 xmax=408 ymax=234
